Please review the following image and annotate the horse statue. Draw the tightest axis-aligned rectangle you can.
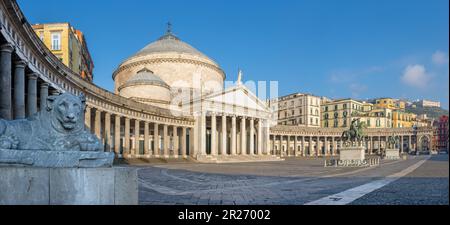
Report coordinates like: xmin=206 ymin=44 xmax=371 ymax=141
xmin=341 ymin=118 xmax=366 ymax=146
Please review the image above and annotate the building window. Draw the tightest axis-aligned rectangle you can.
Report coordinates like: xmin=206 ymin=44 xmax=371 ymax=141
xmin=316 ymin=118 xmax=319 ymax=125
xmin=325 ymin=106 xmax=328 ymax=112
xmin=51 ymin=33 xmax=61 ymax=50
xmin=39 ymin=31 xmax=44 ymax=41
xmin=334 ymin=120 xmax=338 ymax=128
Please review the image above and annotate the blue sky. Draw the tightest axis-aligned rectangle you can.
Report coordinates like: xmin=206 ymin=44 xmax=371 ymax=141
xmin=18 ymin=0 xmax=449 ymax=109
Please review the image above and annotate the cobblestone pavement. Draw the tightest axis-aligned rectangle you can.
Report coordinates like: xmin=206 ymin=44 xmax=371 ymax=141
xmin=137 ymin=155 xmax=449 ymax=205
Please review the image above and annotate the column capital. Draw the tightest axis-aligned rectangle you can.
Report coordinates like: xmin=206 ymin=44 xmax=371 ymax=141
xmin=40 ymin=82 xmax=50 ymax=88
xmin=14 ymin=59 xmax=27 ymax=68
xmin=0 ymin=43 xmax=14 ymax=53
xmin=27 ymin=72 xmax=38 ymax=80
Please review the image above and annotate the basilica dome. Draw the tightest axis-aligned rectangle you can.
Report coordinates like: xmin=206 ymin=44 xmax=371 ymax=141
xmin=118 ymin=68 xmax=171 ymax=107
xmin=113 ymin=26 xmax=226 ymax=108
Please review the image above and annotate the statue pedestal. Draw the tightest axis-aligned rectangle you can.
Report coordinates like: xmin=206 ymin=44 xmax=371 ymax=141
xmin=0 ymin=167 xmax=138 ymax=205
xmin=340 ymin=146 xmax=365 ymax=161
xmin=325 ymin=146 xmax=378 ymax=167
xmin=0 ymin=149 xmax=114 ymax=168
xmin=385 ymin=149 xmax=400 ymax=160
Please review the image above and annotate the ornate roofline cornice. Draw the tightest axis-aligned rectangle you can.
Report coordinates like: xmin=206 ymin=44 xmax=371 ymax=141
xmin=112 ymin=57 xmax=226 ymax=80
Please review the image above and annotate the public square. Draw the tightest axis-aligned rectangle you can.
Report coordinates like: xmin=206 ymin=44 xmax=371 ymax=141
xmin=133 ymin=154 xmax=449 ymax=205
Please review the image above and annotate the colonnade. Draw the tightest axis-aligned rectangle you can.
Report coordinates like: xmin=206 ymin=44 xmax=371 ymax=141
xmin=198 ymin=113 xmax=271 ymax=157
xmin=84 ymin=107 xmax=192 ymax=158
xmin=269 ymin=134 xmax=420 ymax=157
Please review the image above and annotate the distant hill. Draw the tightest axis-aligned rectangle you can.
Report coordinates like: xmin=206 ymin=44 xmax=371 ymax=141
xmin=406 ymin=105 xmax=449 ymax=119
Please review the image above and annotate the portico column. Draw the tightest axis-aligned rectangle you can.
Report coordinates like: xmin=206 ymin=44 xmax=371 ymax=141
xmin=408 ymin=136 xmax=412 ymax=153
xmin=400 ymin=136 xmax=404 ymax=153
xmin=231 ymin=116 xmax=237 ymax=155
xmin=378 ymin=136 xmax=382 ymax=154
xmin=144 ymin=121 xmax=150 ymax=157
xmin=293 ymin=136 xmax=297 ymax=156
xmin=317 ymin=137 xmax=322 ymax=157
xmin=104 ymin=112 xmax=111 ymax=152
xmin=114 ymin=115 xmax=121 ymax=157
xmin=85 ymin=106 xmax=91 ymax=131
xmin=278 ymin=135 xmax=283 ymax=156
xmin=40 ymin=82 xmax=49 ymax=112
xmin=200 ymin=112 xmax=206 ymax=156
xmin=265 ymin=123 xmax=270 ymax=155
xmin=124 ymin=118 xmax=130 ymax=156
xmin=13 ymin=60 xmax=26 ymax=119
xmin=26 ymin=73 xmax=38 ymax=117
xmin=211 ymin=113 xmax=217 ymax=156
xmin=331 ymin=137 xmax=337 ymax=156
xmin=257 ymin=119 xmax=263 ymax=155
xmin=240 ymin=117 xmax=247 ymax=155
xmin=163 ymin=124 xmax=169 ymax=158
xmin=0 ymin=43 xmax=14 ymax=120
xmin=369 ymin=136 xmax=373 ymax=155
xmin=153 ymin=123 xmax=159 ymax=157
xmin=250 ymin=118 xmax=255 ymax=155
xmin=221 ymin=114 xmax=227 ymax=155
xmin=94 ymin=109 xmax=101 ymax=141
xmin=309 ymin=136 xmax=313 ymax=157
xmin=324 ymin=137 xmax=329 ymax=156
xmin=181 ymin=127 xmax=187 ymax=158
xmin=301 ymin=136 xmax=306 ymax=157
xmin=134 ymin=120 xmax=140 ymax=156
xmin=173 ymin=126 xmax=179 ymax=156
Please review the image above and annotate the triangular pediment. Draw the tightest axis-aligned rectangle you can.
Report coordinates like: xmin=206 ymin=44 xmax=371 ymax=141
xmin=203 ymin=85 xmax=270 ymax=112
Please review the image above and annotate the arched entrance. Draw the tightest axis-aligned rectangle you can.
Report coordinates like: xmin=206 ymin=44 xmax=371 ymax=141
xmin=418 ymin=136 xmax=431 ymax=154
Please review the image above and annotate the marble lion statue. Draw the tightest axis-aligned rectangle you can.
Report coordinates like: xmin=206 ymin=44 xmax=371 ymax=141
xmin=0 ymin=93 xmax=103 ymax=152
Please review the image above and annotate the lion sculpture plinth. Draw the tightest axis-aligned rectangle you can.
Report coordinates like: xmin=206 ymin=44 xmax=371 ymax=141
xmin=0 ymin=93 xmax=114 ymax=168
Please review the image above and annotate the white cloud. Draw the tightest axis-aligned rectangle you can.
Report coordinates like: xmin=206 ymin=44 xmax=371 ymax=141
xmin=401 ymin=64 xmax=430 ymax=89
xmin=432 ymin=50 xmax=449 ymax=65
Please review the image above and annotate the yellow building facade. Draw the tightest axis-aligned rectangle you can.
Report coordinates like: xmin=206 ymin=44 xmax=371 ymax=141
xmin=32 ymin=23 xmax=94 ymax=82
xmin=393 ymin=111 xmax=416 ymax=128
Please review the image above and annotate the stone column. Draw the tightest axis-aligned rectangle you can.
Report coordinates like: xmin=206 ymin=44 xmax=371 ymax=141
xmin=13 ymin=60 xmax=26 ymax=119
xmin=309 ymin=136 xmax=314 ymax=157
xmin=378 ymin=136 xmax=382 ymax=154
xmin=94 ymin=109 xmax=101 ymax=141
xmin=26 ymin=73 xmax=38 ymax=117
xmin=369 ymin=136 xmax=373 ymax=155
xmin=114 ymin=115 xmax=121 ymax=157
xmin=144 ymin=121 xmax=150 ymax=157
xmin=250 ymin=118 xmax=255 ymax=155
xmin=163 ymin=124 xmax=169 ymax=158
xmin=257 ymin=119 xmax=263 ymax=155
xmin=408 ymin=136 xmax=412 ymax=153
xmin=279 ymin=135 xmax=283 ymax=156
xmin=0 ymin=44 xmax=14 ymax=120
xmin=39 ymin=82 xmax=49 ymax=112
xmin=85 ymin=106 xmax=91 ymax=131
xmin=221 ymin=115 xmax=227 ymax=155
xmin=200 ymin=113 xmax=206 ymax=156
xmin=124 ymin=118 xmax=130 ymax=156
xmin=104 ymin=112 xmax=111 ymax=152
xmin=240 ymin=117 xmax=247 ymax=155
xmin=211 ymin=114 xmax=217 ymax=156
xmin=265 ymin=123 xmax=270 ymax=155
xmin=293 ymin=136 xmax=298 ymax=157
xmin=301 ymin=136 xmax=306 ymax=157
xmin=317 ymin=137 xmax=322 ymax=157
xmin=400 ymin=136 xmax=404 ymax=153
xmin=138 ymin=121 xmax=146 ymax=155
xmin=173 ymin=126 xmax=179 ymax=156
xmin=331 ymin=137 xmax=337 ymax=156
xmin=154 ymin=123 xmax=159 ymax=157
xmin=231 ymin=116 xmax=237 ymax=155
xmin=182 ymin=127 xmax=187 ymax=158
xmin=324 ymin=137 xmax=329 ymax=156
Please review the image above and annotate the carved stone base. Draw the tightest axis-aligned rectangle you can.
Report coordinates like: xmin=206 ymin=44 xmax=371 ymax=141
xmin=0 ymin=149 xmax=114 ymax=168
xmin=339 ymin=146 xmax=366 ymax=161
xmin=385 ymin=149 xmax=400 ymax=160
xmin=0 ymin=167 xmax=137 ymax=205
